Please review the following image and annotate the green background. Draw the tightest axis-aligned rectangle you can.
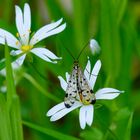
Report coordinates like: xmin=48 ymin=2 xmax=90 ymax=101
xmin=0 ymin=0 xmax=140 ymax=140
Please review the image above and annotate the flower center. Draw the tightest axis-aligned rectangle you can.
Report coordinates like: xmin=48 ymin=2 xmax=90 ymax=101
xmin=21 ymin=45 xmax=33 ymax=52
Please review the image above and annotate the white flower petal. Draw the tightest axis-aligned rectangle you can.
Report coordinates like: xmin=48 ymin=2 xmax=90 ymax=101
xmin=31 ymin=48 xmax=61 ymax=60
xmin=65 ymin=72 xmax=70 ymax=83
xmin=0 ymin=28 xmax=21 ymax=49
xmin=86 ymin=105 xmax=94 ymax=126
xmin=30 ymin=23 xmax=66 ymax=45
xmin=89 ymin=60 xmax=101 ymax=89
xmin=24 ymin=3 xmax=31 ymax=32
xmin=30 ymin=18 xmax=63 ymax=45
xmin=84 ymin=58 xmax=91 ymax=81
xmin=58 ymin=76 xmax=67 ymax=91
xmin=0 ymin=54 xmax=26 ymax=76
xmin=90 ymin=39 xmax=101 ymax=55
xmin=15 ymin=5 xmax=25 ymax=42
xmin=12 ymin=54 xmax=26 ymax=69
xmin=79 ymin=106 xmax=87 ymax=129
xmin=50 ymin=101 xmax=82 ymax=121
xmin=31 ymin=48 xmax=58 ymax=63
xmin=47 ymin=102 xmax=65 ymax=117
xmin=10 ymin=50 xmax=22 ymax=56
xmin=95 ymin=88 xmax=124 ymax=100
xmin=23 ymin=3 xmax=31 ymax=44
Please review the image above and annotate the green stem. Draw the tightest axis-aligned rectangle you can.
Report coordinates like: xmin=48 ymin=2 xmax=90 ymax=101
xmin=23 ymin=73 xmax=60 ymax=103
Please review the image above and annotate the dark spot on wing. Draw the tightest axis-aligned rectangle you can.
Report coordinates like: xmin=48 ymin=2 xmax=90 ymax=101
xmin=65 ymin=103 xmax=71 ymax=108
xmin=91 ymin=99 xmax=96 ymax=104
xmin=90 ymin=90 xmax=93 ymax=93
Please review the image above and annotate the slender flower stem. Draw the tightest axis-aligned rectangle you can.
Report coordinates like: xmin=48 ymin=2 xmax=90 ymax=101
xmin=23 ymin=73 xmax=60 ymax=102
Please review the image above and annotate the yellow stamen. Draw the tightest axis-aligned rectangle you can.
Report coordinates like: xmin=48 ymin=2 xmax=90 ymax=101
xmin=16 ymin=33 xmax=19 ymax=37
xmin=28 ymin=29 xmax=31 ymax=33
xmin=16 ymin=41 xmax=19 ymax=45
xmin=21 ymin=45 xmax=33 ymax=52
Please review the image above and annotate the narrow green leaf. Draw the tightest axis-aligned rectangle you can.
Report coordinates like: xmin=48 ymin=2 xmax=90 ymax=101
xmin=10 ymin=95 xmax=24 ymax=140
xmin=112 ymin=108 xmax=133 ymax=140
xmin=5 ymin=41 xmax=16 ymax=108
xmin=5 ymin=41 xmax=24 ymax=140
xmin=116 ymin=0 xmax=127 ymax=25
xmin=124 ymin=111 xmax=133 ymax=140
xmin=23 ymin=121 xmax=80 ymax=140
xmin=0 ymin=94 xmax=12 ymax=140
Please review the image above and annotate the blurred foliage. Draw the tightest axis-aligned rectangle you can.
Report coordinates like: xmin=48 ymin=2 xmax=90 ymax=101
xmin=0 ymin=0 xmax=140 ymax=140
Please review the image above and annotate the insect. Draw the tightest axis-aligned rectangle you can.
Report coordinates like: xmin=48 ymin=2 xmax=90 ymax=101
xmin=63 ymin=42 xmax=96 ymax=108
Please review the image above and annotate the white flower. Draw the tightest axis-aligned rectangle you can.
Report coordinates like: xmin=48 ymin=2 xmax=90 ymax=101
xmin=90 ymin=39 xmax=101 ymax=55
xmin=0 ymin=3 xmax=66 ymax=69
xmin=46 ymin=59 xmax=124 ymax=129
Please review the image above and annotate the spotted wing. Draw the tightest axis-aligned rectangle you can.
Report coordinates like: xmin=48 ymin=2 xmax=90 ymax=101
xmin=77 ymin=67 xmax=96 ymax=105
xmin=64 ymin=67 xmax=78 ymax=108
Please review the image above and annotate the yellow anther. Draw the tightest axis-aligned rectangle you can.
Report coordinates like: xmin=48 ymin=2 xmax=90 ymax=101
xmin=16 ymin=33 xmax=19 ymax=37
xmin=21 ymin=45 xmax=33 ymax=52
xmin=28 ymin=29 xmax=31 ymax=33
xmin=16 ymin=41 xmax=19 ymax=45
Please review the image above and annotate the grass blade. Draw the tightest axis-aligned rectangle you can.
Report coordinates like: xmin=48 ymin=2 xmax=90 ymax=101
xmin=5 ymin=41 xmax=24 ymax=140
xmin=23 ymin=121 xmax=80 ymax=140
xmin=0 ymin=94 xmax=12 ymax=140
xmin=5 ymin=41 xmax=16 ymax=108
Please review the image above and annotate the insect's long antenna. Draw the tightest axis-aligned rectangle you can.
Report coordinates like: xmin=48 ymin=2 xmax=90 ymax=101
xmin=85 ymin=68 xmax=99 ymax=76
xmin=59 ymin=41 xmax=75 ymax=60
xmin=76 ymin=40 xmax=90 ymax=60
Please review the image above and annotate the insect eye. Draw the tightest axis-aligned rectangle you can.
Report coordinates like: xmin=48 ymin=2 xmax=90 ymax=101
xmin=65 ymin=93 xmax=68 ymax=97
